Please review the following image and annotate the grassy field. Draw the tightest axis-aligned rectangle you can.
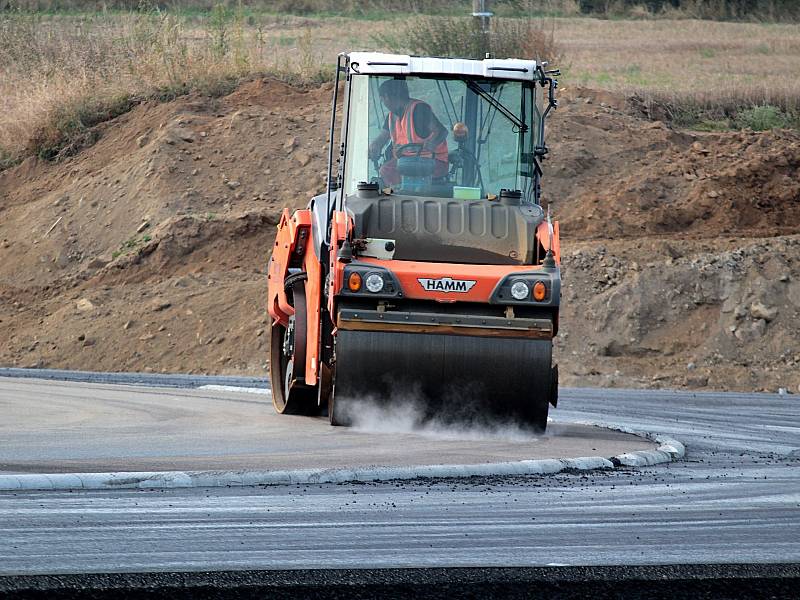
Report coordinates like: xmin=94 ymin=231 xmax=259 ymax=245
xmin=1 ymin=9 xmax=799 ymax=167
xmin=556 ymin=17 xmax=800 ymax=126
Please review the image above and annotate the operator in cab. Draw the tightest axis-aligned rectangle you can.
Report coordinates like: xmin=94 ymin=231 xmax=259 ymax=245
xmin=368 ymin=79 xmax=449 ymax=186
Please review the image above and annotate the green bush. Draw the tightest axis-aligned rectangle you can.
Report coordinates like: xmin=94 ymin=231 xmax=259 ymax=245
xmin=734 ymin=105 xmax=793 ymax=131
xmin=631 ymin=91 xmax=800 ymax=133
xmin=374 ymin=15 xmax=562 ymax=64
xmin=4 ymin=0 xmax=800 ymax=20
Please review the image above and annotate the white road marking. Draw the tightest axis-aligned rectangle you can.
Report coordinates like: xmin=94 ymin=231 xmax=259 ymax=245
xmin=199 ymin=385 xmax=270 ymax=395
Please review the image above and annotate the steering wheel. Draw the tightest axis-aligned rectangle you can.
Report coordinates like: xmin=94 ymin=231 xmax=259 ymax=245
xmin=394 ymin=142 xmax=425 ymax=157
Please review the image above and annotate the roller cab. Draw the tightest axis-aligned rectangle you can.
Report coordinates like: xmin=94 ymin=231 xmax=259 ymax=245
xmin=268 ymin=52 xmax=561 ymax=431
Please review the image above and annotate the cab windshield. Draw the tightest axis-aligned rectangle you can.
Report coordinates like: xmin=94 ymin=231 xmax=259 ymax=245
xmin=343 ymin=74 xmax=542 ymax=202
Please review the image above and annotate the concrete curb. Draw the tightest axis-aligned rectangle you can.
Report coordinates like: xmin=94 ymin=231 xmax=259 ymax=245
xmin=561 ymin=419 xmax=686 ymax=467
xmin=0 ymin=425 xmax=684 ymax=492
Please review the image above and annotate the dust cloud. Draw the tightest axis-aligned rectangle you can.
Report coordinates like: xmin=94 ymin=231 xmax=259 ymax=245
xmin=338 ymin=393 xmax=547 ymax=442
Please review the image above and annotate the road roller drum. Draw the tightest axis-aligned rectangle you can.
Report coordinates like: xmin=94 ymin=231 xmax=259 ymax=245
xmin=330 ymin=330 xmax=555 ymax=431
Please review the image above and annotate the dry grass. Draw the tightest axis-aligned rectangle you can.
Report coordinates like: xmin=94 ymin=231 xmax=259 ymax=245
xmin=0 ymin=9 xmax=338 ymax=164
xmin=1 ymin=10 xmax=799 ymax=168
xmin=556 ymin=18 xmax=800 ymax=92
xmin=553 ymin=17 xmax=800 ymax=123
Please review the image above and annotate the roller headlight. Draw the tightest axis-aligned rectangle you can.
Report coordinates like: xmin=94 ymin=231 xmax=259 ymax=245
xmin=510 ymin=280 xmax=530 ymax=300
xmin=365 ymin=273 xmax=385 ymax=293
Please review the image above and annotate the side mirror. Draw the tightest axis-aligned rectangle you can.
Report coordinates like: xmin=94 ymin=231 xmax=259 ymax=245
xmin=452 ymin=122 xmax=469 ymax=143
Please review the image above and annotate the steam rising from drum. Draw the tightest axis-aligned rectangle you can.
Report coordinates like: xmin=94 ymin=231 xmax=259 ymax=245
xmin=337 ymin=387 xmax=544 ymax=442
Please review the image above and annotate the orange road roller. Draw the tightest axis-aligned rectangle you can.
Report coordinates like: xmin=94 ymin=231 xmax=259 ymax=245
xmin=267 ymin=52 xmax=561 ymax=431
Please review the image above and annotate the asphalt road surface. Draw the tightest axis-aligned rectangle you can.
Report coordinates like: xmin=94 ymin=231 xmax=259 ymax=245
xmin=0 ymin=376 xmax=654 ymax=473
xmin=0 ymin=373 xmax=798 ymax=576
xmin=3 ymin=564 xmax=799 ymax=599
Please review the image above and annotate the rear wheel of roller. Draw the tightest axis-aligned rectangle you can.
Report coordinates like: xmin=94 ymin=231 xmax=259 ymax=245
xmin=328 ymin=359 xmax=349 ymax=427
xmin=269 ymin=282 xmax=318 ymax=416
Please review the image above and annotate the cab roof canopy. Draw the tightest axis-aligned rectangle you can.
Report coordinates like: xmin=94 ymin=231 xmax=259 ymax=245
xmin=346 ymin=52 xmax=540 ymax=82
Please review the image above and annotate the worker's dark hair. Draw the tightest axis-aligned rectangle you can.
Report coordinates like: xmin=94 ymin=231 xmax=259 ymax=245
xmin=379 ymin=78 xmax=409 ymax=101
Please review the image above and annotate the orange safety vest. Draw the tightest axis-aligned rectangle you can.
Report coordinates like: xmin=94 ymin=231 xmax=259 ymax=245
xmin=389 ymin=100 xmax=448 ymax=164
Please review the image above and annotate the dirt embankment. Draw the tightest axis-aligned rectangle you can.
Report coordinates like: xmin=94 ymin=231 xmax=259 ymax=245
xmin=546 ymin=87 xmax=800 ymax=239
xmin=0 ymin=79 xmax=331 ymax=374
xmin=1 ymin=78 xmax=799 ymax=392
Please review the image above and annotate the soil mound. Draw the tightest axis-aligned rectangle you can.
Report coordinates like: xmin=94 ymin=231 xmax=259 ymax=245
xmin=558 ymin=235 xmax=800 ymax=392
xmin=0 ymin=79 xmax=331 ymax=289
xmin=0 ymin=78 xmax=331 ymax=374
xmin=547 ymin=89 xmax=800 ymax=239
